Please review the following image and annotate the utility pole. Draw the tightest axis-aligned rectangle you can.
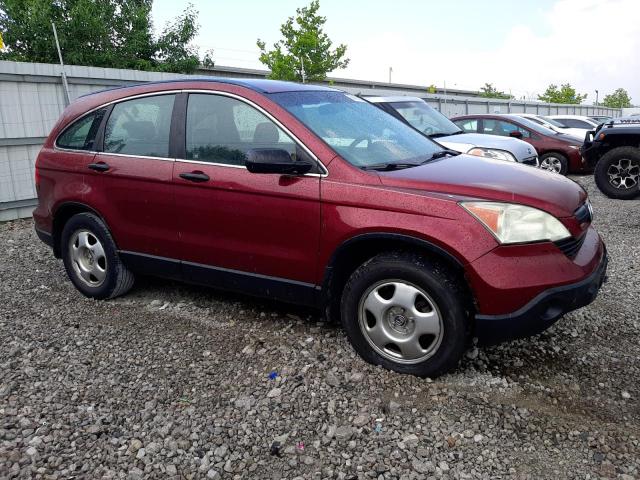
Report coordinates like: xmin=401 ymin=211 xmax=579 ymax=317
xmin=300 ymin=56 xmax=306 ymax=83
xmin=595 ymin=89 xmax=599 ymax=107
xmin=51 ymin=22 xmax=71 ymax=105
xmin=388 ymin=67 xmax=392 ymax=84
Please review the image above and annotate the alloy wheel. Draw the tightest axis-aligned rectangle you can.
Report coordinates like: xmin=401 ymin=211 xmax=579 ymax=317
xmin=540 ymin=156 xmax=562 ymax=173
xmin=607 ymin=158 xmax=639 ymax=190
xmin=358 ymin=280 xmax=443 ymax=364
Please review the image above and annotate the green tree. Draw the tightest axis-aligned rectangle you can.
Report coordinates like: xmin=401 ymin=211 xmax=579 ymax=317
xmin=257 ymin=0 xmax=349 ymax=82
xmin=537 ymin=83 xmax=587 ymax=104
xmin=478 ymin=83 xmax=512 ymax=99
xmin=602 ymin=88 xmax=632 ymax=108
xmin=0 ymin=0 xmax=205 ymax=73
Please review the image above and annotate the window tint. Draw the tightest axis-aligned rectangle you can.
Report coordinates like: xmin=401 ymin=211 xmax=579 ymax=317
xmin=104 ymin=95 xmax=175 ymax=158
xmin=455 ymin=119 xmax=477 ymax=133
xmin=186 ymin=94 xmax=295 ymax=165
xmin=483 ymin=119 xmax=530 ymax=138
xmin=57 ymin=109 xmax=106 ymax=150
xmin=561 ymin=119 xmax=591 ymax=129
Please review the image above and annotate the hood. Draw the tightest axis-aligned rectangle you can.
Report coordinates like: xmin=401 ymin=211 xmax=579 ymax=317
xmin=553 ymin=132 xmax=584 ymax=144
xmin=435 ymin=133 xmax=537 ymax=161
xmin=378 ymin=154 xmax=586 ymax=218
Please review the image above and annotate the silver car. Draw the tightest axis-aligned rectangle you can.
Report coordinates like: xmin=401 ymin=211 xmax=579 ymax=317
xmin=367 ymin=96 xmax=539 ymax=167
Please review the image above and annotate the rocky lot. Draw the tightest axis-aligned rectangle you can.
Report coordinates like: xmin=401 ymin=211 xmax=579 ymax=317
xmin=0 ymin=175 xmax=639 ymax=480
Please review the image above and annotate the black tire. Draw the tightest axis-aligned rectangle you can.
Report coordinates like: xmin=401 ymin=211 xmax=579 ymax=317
xmin=594 ymin=147 xmax=640 ymax=200
xmin=61 ymin=212 xmax=134 ymax=299
xmin=539 ymin=152 xmax=569 ymax=175
xmin=340 ymin=251 xmax=470 ymax=377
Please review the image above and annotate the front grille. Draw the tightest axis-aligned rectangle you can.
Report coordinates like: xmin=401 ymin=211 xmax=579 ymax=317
xmin=522 ymin=156 xmax=539 ymax=167
xmin=554 ymin=234 xmax=586 ymax=259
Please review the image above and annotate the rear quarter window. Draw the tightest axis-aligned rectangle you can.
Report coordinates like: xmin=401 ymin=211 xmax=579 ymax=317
xmin=56 ymin=108 xmax=106 ymax=150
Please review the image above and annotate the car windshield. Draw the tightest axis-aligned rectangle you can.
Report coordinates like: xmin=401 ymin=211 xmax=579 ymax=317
xmin=388 ymin=100 xmax=461 ymax=137
xmin=270 ymin=91 xmax=443 ymax=168
xmin=508 ymin=116 xmax=558 ymax=135
xmin=539 ymin=116 xmax=566 ymax=128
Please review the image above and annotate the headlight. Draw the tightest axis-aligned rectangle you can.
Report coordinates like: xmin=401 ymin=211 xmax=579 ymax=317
xmin=460 ymin=202 xmax=571 ymax=244
xmin=467 ymin=148 xmax=516 ymax=162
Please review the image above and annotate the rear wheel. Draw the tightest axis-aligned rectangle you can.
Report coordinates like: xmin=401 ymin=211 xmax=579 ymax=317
xmin=61 ymin=213 xmax=134 ymax=299
xmin=340 ymin=251 xmax=469 ymax=377
xmin=594 ymin=147 xmax=640 ymax=200
xmin=539 ymin=152 xmax=569 ymax=175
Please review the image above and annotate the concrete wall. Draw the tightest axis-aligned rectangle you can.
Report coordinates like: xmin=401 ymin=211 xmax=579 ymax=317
xmin=0 ymin=60 xmax=623 ymax=220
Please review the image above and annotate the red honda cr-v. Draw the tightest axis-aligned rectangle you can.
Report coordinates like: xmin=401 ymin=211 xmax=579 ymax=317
xmin=34 ymin=79 xmax=607 ymax=377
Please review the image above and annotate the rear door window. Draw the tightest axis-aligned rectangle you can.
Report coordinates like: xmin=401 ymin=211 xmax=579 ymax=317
xmin=57 ymin=109 xmax=106 ymax=150
xmin=103 ymin=94 xmax=176 ymax=158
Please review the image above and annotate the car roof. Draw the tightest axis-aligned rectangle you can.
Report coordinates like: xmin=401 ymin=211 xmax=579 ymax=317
xmin=364 ymin=96 xmax=425 ymax=103
xmin=548 ymin=114 xmax=593 ymax=120
xmin=452 ymin=114 xmax=528 ymax=122
xmin=79 ymin=77 xmax=338 ymax=99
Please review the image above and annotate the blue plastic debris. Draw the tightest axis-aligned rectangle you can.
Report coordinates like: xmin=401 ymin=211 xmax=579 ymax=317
xmin=268 ymin=371 xmax=278 ymax=380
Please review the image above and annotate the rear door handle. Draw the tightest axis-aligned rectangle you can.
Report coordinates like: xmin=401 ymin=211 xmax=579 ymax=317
xmin=88 ymin=162 xmax=110 ymax=172
xmin=179 ymin=171 xmax=210 ymax=182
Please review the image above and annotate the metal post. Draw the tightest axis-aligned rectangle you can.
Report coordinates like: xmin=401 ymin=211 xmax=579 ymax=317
xmin=443 ymin=80 xmax=447 ymax=114
xmin=51 ymin=22 xmax=71 ymax=105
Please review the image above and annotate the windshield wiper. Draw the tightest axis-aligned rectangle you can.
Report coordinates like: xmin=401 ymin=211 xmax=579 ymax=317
xmin=423 ymin=149 xmax=461 ymax=162
xmin=360 ymin=162 xmax=420 ymax=171
xmin=430 ymin=131 xmax=464 ymax=138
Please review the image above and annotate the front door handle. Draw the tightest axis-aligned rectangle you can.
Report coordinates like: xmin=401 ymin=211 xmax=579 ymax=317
xmin=88 ymin=162 xmax=110 ymax=172
xmin=179 ymin=171 xmax=210 ymax=182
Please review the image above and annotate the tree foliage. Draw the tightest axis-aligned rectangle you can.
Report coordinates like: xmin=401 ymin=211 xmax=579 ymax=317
xmin=478 ymin=83 xmax=512 ymax=99
xmin=602 ymin=88 xmax=632 ymax=108
xmin=257 ymin=0 xmax=349 ymax=82
xmin=538 ymin=83 xmax=587 ymax=104
xmin=0 ymin=0 xmax=206 ymax=73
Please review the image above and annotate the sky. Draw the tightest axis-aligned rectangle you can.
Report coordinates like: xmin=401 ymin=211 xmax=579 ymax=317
xmin=152 ymin=0 xmax=640 ymax=104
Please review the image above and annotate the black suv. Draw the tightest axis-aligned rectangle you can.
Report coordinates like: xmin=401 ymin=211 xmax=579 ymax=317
xmin=582 ymin=117 xmax=640 ymax=199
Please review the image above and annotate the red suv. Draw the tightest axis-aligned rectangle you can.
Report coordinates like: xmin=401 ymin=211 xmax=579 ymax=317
xmin=451 ymin=114 xmax=588 ymax=175
xmin=34 ymin=79 xmax=607 ymax=377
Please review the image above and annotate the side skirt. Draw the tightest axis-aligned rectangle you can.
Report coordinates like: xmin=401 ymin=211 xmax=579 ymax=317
xmin=119 ymin=250 xmax=320 ymax=308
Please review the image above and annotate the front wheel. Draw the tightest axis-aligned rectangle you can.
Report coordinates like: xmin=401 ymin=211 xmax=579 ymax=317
xmin=340 ymin=252 xmax=470 ymax=377
xmin=61 ymin=213 xmax=135 ymax=299
xmin=594 ymin=147 xmax=640 ymax=200
xmin=539 ymin=152 xmax=569 ymax=175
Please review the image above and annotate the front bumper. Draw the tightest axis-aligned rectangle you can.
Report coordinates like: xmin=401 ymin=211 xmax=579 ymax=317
xmin=474 ymin=247 xmax=607 ymax=345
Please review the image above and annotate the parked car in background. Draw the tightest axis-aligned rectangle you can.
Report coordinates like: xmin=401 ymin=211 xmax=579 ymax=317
xmin=549 ymin=115 xmax=600 ymax=131
xmin=366 ymin=96 xmax=539 ymax=167
xmin=582 ymin=116 xmax=640 ymax=199
xmin=451 ymin=114 xmax=589 ymax=175
xmin=514 ymin=113 xmax=586 ymax=140
xmin=589 ymin=115 xmax=613 ymax=124
xmin=34 ymin=78 xmax=607 ymax=377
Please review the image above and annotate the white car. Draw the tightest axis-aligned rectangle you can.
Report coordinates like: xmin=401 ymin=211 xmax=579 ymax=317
xmin=513 ymin=113 xmax=585 ymax=141
xmin=368 ymin=97 xmax=539 ymax=167
xmin=548 ymin=115 xmax=600 ymax=131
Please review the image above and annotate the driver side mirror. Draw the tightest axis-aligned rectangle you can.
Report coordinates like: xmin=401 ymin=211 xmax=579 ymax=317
xmin=245 ymin=148 xmax=314 ymax=175
xmin=509 ymin=130 xmax=523 ymax=139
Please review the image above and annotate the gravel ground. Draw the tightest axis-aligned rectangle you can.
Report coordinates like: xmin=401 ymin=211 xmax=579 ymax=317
xmin=1 ymin=175 xmax=639 ymax=480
